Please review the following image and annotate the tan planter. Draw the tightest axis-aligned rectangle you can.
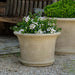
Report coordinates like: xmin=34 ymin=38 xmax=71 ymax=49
xmin=56 ymin=18 xmax=75 ymax=54
xmin=14 ymin=32 xmax=60 ymax=66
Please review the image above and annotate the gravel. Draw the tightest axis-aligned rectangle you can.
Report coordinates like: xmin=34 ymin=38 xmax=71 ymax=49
xmin=0 ymin=36 xmax=75 ymax=75
xmin=0 ymin=54 xmax=75 ymax=75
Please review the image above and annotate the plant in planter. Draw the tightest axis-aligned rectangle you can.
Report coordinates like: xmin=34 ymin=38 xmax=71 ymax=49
xmin=44 ymin=0 xmax=75 ymax=54
xmin=11 ymin=14 xmax=61 ymax=66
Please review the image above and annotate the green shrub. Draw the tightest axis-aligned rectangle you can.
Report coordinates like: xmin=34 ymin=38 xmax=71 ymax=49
xmin=44 ymin=0 xmax=75 ymax=18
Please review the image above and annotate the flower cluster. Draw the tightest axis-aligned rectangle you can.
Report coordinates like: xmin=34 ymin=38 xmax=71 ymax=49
xmin=12 ymin=15 xmax=61 ymax=34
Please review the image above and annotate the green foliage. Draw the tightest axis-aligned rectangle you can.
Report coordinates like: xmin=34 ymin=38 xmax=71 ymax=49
xmin=10 ymin=13 xmax=61 ymax=34
xmin=44 ymin=0 xmax=75 ymax=18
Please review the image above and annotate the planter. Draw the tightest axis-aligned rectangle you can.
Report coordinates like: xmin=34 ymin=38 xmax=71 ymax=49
xmin=56 ymin=18 xmax=75 ymax=54
xmin=14 ymin=32 xmax=60 ymax=66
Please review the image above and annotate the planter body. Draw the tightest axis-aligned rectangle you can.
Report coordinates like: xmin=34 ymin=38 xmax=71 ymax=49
xmin=56 ymin=18 xmax=75 ymax=54
xmin=14 ymin=32 xmax=60 ymax=66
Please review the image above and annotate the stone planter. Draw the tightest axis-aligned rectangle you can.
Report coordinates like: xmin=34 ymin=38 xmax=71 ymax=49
xmin=14 ymin=32 xmax=60 ymax=66
xmin=56 ymin=18 xmax=75 ymax=54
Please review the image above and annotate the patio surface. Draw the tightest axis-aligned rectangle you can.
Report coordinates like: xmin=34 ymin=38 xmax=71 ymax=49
xmin=0 ymin=36 xmax=75 ymax=75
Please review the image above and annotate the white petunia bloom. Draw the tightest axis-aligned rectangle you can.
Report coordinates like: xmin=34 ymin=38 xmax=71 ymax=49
xmin=47 ymin=27 xmax=51 ymax=31
xmin=19 ymin=29 xmax=24 ymax=33
xmin=36 ymin=29 xmax=43 ymax=34
xmin=30 ymin=24 xmax=36 ymax=29
xmin=51 ymin=28 xmax=56 ymax=34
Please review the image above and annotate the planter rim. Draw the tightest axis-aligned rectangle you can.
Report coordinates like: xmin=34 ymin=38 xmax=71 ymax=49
xmin=42 ymin=17 xmax=75 ymax=21
xmin=51 ymin=18 xmax=75 ymax=21
xmin=14 ymin=32 xmax=61 ymax=36
xmin=49 ymin=17 xmax=75 ymax=21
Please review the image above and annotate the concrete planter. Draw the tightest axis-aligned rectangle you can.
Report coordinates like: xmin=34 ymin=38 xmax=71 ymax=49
xmin=56 ymin=18 xmax=75 ymax=54
xmin=14 ymin=32 xmax=60 ymax=66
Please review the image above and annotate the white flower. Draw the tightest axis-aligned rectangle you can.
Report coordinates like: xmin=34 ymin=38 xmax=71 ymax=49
xmin=38 ymin=17 xmax=45 ymax=21
xmin=26 ymin=16 xmax=30 ymax=22
xmin=53 ymin=23 xmax=55 ymax=25
xmin=36 ymin=29 xmax=43 ymax=34
xmin=43 ymin=31 xmax=46 ymax=33
xmin=47 ymin=27 xmax=51 ymax=31
xmin=19 ymin=29 xmax=24 ymax=33
xmin=31 ymin=19 xmax=34 ymax=22
xmin=30 ymin=24 xmax=36 ymax=29
xmin=48 ymin=22 xmax=51 ymax=26
xmin=25 ymin=27 xmax=27 ymax=29
xmin=33 ymin=22 xmax=38 ymax=25
xmin=51 ymin=28 xmax=56 ymax=34
xmin=23 ymin=16 xmax=30 ymax=22
xmin=23 ymin=17 xmax=26 ymax=20
xmin=14 ymin=31 xmax=19 ymax=33
xmin=15 ymin=26 xmax=17 ymax=28
xmin=42 ymin=24 xmax=44 ymax=26
xmin=39 ymin=24 xmax=41 ymax=28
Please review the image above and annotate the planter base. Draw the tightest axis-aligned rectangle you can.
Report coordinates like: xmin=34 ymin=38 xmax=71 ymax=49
xmin=19 ymin=58 xmax=55 ymax=67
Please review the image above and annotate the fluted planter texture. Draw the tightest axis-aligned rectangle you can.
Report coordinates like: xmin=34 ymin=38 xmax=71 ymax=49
xmin=14 ymin=32 xmax=60 ymax=66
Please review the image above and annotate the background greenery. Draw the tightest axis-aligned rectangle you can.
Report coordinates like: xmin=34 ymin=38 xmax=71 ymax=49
xmin=44 ymin=0 xmax=75 ymax=18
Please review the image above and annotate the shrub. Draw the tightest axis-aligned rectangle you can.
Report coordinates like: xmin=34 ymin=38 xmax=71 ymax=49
xmin=44 ymin=0 xmax=75 ymax=18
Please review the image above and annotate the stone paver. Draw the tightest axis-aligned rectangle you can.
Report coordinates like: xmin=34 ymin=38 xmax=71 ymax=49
xmin=0 ymin=36 xmax=20 ymax=54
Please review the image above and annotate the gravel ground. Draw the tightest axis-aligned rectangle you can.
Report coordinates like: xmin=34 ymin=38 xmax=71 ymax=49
xmin=0 ymin=36 xmax=75 ymax=75
xmin=0 ymin=54 xmax=75 ymax=75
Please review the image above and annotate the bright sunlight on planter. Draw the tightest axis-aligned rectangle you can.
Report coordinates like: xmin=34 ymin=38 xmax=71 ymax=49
xmin=11 ymin=14 xmax=61 ymax=66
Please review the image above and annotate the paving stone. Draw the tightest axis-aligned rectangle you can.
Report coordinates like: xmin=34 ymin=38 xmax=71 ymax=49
xmin=0 ymin=36 xmax=20 ymax=54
